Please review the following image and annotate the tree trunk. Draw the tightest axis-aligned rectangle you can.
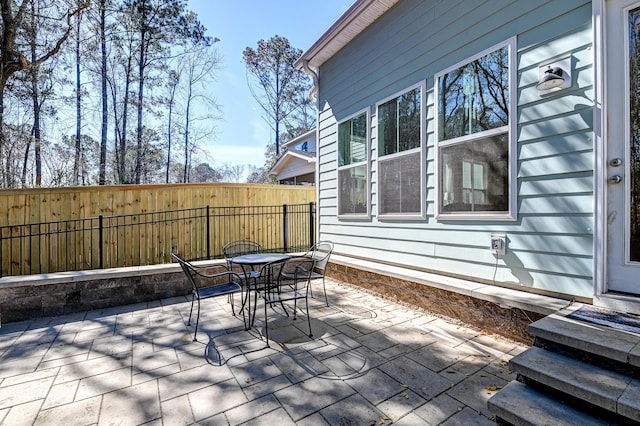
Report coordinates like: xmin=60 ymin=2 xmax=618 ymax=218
xmin=119 ymin=56 xmax=132 ymax=183
xmin=135 ymin=30 xmax=145 ymax=184
xmin=21 ymin=129 xmax=32 ymax=186
xmin=166 ymin=79 xmax=177 ymax=184
xmin=73 ymin=12 xmax=81 ymax=186
xmin=99 ymin=0 xmax=107 ymax=185
xmin=31 ymin=0 xmax=41 ymax=187
xmin=0 ymin=77 xmax=7 ymax=187
xmin=183 ymin=85 xmax=192 ymax=183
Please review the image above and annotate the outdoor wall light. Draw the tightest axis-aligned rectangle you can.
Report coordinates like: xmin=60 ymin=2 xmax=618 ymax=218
xmin=536 ymin=57 xmax=571 ymax=93
xmin=536 ymin=66 xmax=565 ymax=90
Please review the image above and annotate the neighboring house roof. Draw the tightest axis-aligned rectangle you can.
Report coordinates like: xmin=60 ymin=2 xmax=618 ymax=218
xmin=269 ymin=149 xmax=316 ymax=180
xmin=282 ymin=128 xmax=316 ymax=150
xmin=295 ymin=0 xmax=400 ymax=70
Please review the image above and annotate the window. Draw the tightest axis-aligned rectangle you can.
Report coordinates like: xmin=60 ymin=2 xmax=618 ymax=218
xmin=338 ymin=110 xmax=369 ymax=216
xmin=377 ymin=84 xmax=424 ymax=217
xmin=436 ymin=38 xmax=515 ymax=219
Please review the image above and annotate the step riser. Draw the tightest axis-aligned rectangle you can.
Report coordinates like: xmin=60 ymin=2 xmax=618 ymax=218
xmin=528 ymin=313 xmax=640 ymax=369
xmin=490 ymin=306 xmax=640 ymax=425
xmin=509 ymin=347 xmax=631 ymax=414
xmin=488 ymin=381 xmax=611 ymax=426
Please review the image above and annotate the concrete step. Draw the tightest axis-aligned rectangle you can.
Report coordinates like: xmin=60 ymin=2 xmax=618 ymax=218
xmin=528 ymin=306 xmax=640 ymax=368
xmin=509 ymin=346 xmax=640 ymax=421
xmin=488 ymin=380 xmax=608 ymax=426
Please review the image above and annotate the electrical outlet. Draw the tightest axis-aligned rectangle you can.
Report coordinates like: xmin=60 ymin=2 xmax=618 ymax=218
xmin=490 ymin=234 xmax=506 ymax=255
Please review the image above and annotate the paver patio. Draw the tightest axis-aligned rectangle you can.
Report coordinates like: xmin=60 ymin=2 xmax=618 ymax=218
xmin=0 ymin=277 xmax=526 ymax=425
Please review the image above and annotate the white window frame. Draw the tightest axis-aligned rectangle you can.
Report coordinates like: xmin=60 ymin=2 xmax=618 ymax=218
xmin=434 ymin=37 xmax=517 ymax=221
xmin=375 ymin=81 xmax=426 ymax=220
xmin=337 ymin=108 xmax=371 ymax=219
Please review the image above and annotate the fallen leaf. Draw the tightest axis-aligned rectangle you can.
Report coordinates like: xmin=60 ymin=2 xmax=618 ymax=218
xmin=485 ymin=385 xmax=502 ymax=393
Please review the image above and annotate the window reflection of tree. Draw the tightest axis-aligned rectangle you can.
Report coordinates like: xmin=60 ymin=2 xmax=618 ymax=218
xmin=379 ymin=88 xmax=420 ymax=155
xmin=439 ymin=46 xmax=509 ymax=141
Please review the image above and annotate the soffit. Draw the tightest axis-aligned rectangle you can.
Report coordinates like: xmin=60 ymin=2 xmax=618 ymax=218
xmin=295 ymin=0 xmax=400 ymax=70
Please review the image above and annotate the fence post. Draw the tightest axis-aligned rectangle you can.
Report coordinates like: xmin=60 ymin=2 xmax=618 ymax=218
xmin=283 ymin=204 xmax=288 ymax=253
xmin=206 ymin=205 xmax=211 ymax=259
xmin=309 ymin=202 xmax=315 ymax=248
xmin=98 ymin=215 xmax=104 ymax=269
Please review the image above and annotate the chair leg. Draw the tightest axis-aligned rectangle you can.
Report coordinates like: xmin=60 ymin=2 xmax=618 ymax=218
xmin=187 ymin=293 xmax=195 ymax=326
xmin=192 ymin=297 xmax=201 ymax=342
xmin=322 ymin=277 xmax=329 ymax=307
xmin=251 ymin=290 xmax=259 ymax=327
xmin=305 ymin=296 xmax=313 ymax=338
xmin=280 ymin=300 xmax=289 ymax=317
xmin=229 ymin=293 xmax=236 ymax=316
xmin=293 ymin=295 xmax=298 ymax=320
xmin=264 ymin=299 xmax=270 ymax=347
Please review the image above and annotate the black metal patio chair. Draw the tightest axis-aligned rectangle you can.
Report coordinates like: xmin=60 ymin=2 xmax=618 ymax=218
xmin=222 ymin=240 xmax=264 ymax=267
xmin=222 ymin=239 xmax=265 ymax=313
xmin=305 ymin=241 xmax=334 ymax=306
xmin=258 ymin=256 xmax=315 ymax=347
xmin=171 ymin=253 xmax=243 ymax=341
xmin=222 ymin=239 xmax=264 ymax=281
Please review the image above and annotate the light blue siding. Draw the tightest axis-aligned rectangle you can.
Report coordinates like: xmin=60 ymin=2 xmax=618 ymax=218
xmin=316 ymin=0 xmax=594 ymax=298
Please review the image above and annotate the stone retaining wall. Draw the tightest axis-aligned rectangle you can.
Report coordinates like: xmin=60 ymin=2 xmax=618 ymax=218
xmin=0 ymin=263 xmax=227 ymax=324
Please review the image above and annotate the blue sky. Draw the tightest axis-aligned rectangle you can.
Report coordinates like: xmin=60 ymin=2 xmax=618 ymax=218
xmin=187 ymin=0 xmax=353 ymax=173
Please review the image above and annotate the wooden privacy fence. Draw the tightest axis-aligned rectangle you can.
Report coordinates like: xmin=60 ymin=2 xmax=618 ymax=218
xmin=0 ymin=184 xmax=316 ymax=277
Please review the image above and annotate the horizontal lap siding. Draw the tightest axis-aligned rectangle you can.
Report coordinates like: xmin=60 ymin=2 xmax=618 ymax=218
xmin=317 ymin=0 xmax=594 ymax=298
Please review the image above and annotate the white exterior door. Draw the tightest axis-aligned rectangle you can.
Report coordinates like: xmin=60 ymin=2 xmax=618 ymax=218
xmin=605 ymin=0 xmax=640 ymax=295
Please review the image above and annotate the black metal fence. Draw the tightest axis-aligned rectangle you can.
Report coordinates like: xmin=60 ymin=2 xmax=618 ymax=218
xmin=0 ymin=202 xmax=316 ymax=277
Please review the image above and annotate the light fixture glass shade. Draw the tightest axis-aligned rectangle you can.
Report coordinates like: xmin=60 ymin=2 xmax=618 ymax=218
xmin=536 ymin=66 xmax=565 ymax=91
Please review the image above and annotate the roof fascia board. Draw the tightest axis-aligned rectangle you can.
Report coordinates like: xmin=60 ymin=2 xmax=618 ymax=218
xmin=295 ymin=0 xmax=399 ymax=70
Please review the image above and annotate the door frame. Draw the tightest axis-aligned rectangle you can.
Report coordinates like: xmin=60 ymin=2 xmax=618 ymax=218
xmin=593 ymin=0 xmax=640 ymax=313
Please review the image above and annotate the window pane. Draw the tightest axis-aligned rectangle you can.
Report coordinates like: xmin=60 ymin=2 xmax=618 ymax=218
xmin=379 ymin=152 xmax=421 ymax=215
xmin=378 ymin=101 xmax=398 ymax=156
xmin=399 ymin=90 xmax=421 ymax=151
xmin=338 ymin=113 xmax=367 ymax=166
xmin=378 ymin=87 xmax=421 ymax=156
xmin=438 ymin=46 xmax=509 ymax=141
xmin=440 ymin=134 xmax=508 ymax=212
xmin=339 ymin=165 xmax=368 ymax=214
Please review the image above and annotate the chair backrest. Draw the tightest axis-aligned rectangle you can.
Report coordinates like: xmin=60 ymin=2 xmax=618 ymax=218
xmin=171 ymin=252 xmax=199 ymax=292
xmin=310 ymin=241 xmax=333 ymax=271
xmin=277 ymin=256 xmax=315 ymax=293
xmin=223 ymin=240 xmax=263 ymax=260
xmin=223 ymin=240 xmax=264 ymax=277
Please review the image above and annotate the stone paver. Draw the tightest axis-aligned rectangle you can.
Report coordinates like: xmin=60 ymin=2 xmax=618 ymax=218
xmin=0 ymin=277 xmax=527 ymax=424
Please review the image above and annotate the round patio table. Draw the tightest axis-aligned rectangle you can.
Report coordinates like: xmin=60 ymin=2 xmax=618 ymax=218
xmin=229 ymin=253 xmax=290 ymax=265
xmin=229 ymin=253 xmax=291 ymax=328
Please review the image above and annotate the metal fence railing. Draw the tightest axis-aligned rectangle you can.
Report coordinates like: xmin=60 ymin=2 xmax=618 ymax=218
xmin=0 ymin=202 xmax=316 ymax=277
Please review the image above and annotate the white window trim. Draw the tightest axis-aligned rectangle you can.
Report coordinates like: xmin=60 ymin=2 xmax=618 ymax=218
xmin=434 ymin=36 xmax=518 ymax=221
xmin=375 ymin=81 xmax=426 ymax=220
xmin=337 ymin=107 xmax=371 ymax=220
